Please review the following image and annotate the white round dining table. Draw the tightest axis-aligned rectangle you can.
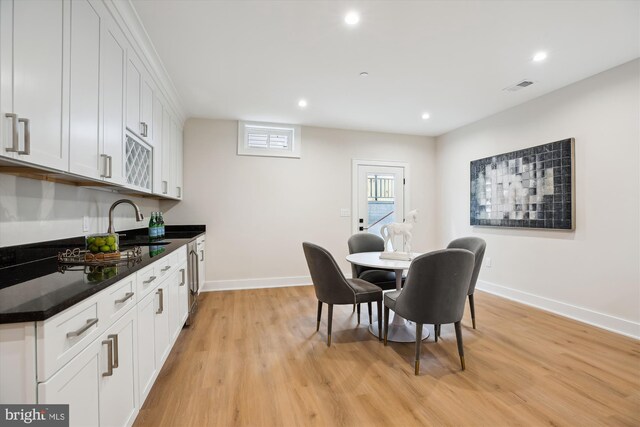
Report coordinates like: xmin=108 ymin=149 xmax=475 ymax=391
xmin=345 ymin=251 xmax=429 ymax=343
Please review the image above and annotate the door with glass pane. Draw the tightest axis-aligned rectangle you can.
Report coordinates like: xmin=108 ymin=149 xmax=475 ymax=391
xmin=356 ymin=165 xmax=405 ymax=250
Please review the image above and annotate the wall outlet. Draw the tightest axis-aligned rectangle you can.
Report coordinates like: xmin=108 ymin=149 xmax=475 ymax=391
xmin=485 ymin=257 xmax=492 ymax=268
xmin=82 ymin=216 xmax=90 ymax=233
xmin=340 ymin=208 xmax=351 ymax=217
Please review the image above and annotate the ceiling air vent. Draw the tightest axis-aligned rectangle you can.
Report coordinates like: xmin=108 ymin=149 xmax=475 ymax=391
xmin=503 ymin=79 xmax=535 ymax=92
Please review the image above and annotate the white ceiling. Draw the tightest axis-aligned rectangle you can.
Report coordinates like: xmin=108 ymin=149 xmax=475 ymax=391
xmin=131 ymin=0 xmax=639 ymax=137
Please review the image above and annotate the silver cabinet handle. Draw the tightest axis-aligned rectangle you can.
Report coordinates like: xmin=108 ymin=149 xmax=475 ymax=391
xmin=200 ymin=250 xmax=204 ymax=262
xmin=108 ymin=333 xmax=119 ymax=368
xmin=100 ymin=154 xmax=109 ymax=178
xmin=102 ymin=339 xmax=113 ymax=376
xmin=107 ymin=155 xmax=112 ymax=178
xmin=4 ymin=113 xmax=19 ymax=152
xmin=115 ymin=292 xmax=134 ymax=304
xmin=141 ymin=122 xmax=148 ymax=137
xmin=161 ymin=265 xmax=171 ymax=272
xmin=177 ymin=187 xmax=181 ymax=198
xmin=143 ymin=275 xmax=157 ymax=284
xmin=162 ymin=180 xmax=168 ymax=195
xmin=67 ymin=318 xmax=99 ymax=338
xmin=18 ymin=118 xmax=30 ymax=155
xmin=156 ymin=288 xmax=164 ymax=314
xmin=179 ymin=268 xmax=185 ymax=286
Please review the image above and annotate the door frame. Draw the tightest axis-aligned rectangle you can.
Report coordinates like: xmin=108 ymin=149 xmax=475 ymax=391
xmin=351 ymin=159 xmax=411 ymax=235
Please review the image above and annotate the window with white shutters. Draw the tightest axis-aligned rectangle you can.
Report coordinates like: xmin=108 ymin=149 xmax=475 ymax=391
xmin=238 ymin=121 xmax=301 ymax=158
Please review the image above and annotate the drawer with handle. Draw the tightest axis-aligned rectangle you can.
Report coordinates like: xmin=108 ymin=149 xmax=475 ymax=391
xmin=155 ymin=252 xmax=177 ymax=280
xmin=102 ymin=276 xmax=136 ymax=326
xmin=136 ymin=263 xmax=157 ymax=299
xmin=36 ymin=293 xmax=102 ymax=381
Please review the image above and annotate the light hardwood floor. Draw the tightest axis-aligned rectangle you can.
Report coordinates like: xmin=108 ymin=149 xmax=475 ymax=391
xmin=134 ymin=287 xmax=640 ymax=427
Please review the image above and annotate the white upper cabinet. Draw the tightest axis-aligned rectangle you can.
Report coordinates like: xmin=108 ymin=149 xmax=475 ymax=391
xmin=101 ymin=18 xmax=127 ymax=185
xmin=69 ymin=0 xmax=127 ymax=185
xmin=0 ymin=0 xmax=183 ymax=198
xmin=126 ymin=53 xmax=153 ymax=143
xmin=3 ymin=0 xmax=68 ymax=171
xmin=176 ymin=124 xmax=183 ymax=199
xmin=152 ymin=93 xmax=164 ymax=192
xmin=68 ymin=0 xmax=101 ymax=179
xmin=0 ymin=1 xmax=15 ymax=161
xmin=126 ymin=54 xmax=141 ymax=138
xmin=141 ymin=80 xmax=154 ymax=142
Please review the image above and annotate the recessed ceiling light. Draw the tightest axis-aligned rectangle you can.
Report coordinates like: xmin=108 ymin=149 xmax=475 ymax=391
xmin=298 ymin=99 xmax=307 ymax=108
xmin=533 ymin=51 xmax=547 ymax=62
xmin=421 ymin=112 xmax=430 ymax=120
xmin=345 ymin=11 xmax=360 ymax=26
xmin=360 ymin=71 xmax=369 ymax=77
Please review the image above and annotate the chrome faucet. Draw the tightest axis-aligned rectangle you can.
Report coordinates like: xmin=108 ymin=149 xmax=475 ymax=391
xmin=107 ymin=199 xmax=144 ymax=234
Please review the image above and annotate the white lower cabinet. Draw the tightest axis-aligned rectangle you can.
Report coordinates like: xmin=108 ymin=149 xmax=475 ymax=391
xmin=169 ymin=264 xmax=188 ymax=341
xmin=27 ymin=245 xmax=192 ymax=427
xmin=99 ymin=308 xmax=137 ymax=427
xmin=153 ymin=281 xmax=171 ymax=368
xmin=38 ymin=338 xmax=101 ymax=427
xmin=38 ymin=308 xmax=137 ymax=427
xmin=136 ymin=290 xmax=157 ymax=402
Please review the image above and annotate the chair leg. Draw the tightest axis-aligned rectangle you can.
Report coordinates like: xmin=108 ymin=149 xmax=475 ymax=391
xmin=327 ymin=304 xmax=334 ymax=347
xmin=376 ymin=300 xmax=382 ymax=341
xmin=454 ymin=321 xmax=465 ymax=370
xmin=469 ymin=294 xmax=476 ymax=329
xmin=352 ymin=303 xmax=356 ymax=312
xmin=316 ymin=301 xmax=322 ymax=331
xmin=356 ymin=303 xmax=361 ymax=324
xmin=415 ymin=323 xmax=423 ymax=375
xmin=367 ymin=302 xmax=373 ymax=324
xmin=383 ymin=306 xmax=390 ymax=345
xmin=434 ymin=324 xmax=439 ymax=342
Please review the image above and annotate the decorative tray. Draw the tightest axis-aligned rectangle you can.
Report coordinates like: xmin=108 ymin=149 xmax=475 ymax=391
xmin=57 ymin=246 xmax=143 ymax=267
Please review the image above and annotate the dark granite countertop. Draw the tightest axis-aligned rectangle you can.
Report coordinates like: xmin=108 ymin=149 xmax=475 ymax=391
xmin=0 ymin=225 xmax=205 ymax=324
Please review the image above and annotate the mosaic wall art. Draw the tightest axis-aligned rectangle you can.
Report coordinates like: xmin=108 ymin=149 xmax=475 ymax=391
xmin=470 ymin=138 xmax=574 ymax=230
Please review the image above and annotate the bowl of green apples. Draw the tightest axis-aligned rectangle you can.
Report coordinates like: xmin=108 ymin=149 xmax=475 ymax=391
xmin=86 ymin=233 xmax=119 ymax=255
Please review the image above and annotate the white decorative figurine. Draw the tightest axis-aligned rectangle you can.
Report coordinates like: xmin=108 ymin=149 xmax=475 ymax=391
xmin=379 ymin=209 xmax=419 ymax=260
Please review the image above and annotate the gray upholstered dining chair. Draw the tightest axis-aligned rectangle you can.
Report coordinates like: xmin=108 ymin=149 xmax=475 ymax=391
xmin=446 ymin=237 xmax=486 ymax=329
xmin=348 ymin=233 xmax=403 ymax=324
xmin=383 ymin=249 xmax=475 ymax=374
xmin=302 ymin=242 xmax=383 ymax=346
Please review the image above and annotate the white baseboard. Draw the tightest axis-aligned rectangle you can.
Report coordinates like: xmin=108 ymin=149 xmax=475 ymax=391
xmin=202 ymin=275 xmax=313 ymax=292
xmin=477 ymin=280 xmax=640 ymax=339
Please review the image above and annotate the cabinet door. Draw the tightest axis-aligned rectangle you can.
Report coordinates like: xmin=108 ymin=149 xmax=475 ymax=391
xmin=13 ymin=0 xmax=68 ymax=171
xmin=152 ymin=94 xmax=163 ymax=193
xmin=0 ymin=1 xmax=15 ymax=160
xmin=136 ymin=290 xmax=156 ymax=402
xmin=126 ymin=55 xmax=141 ymax=136
xmin=68 ymin=0 xmax=101 ymax=179
xmin=140 ymin=79 xmax=153 ymax=143
xmin=178 ymin=265 xmax=189 ymax=327
xmin=168 ymin=270 xmax=180 ymax=341
xmin=153 ymin=282 xmax=171 ymax=367
xmin=175 ymin=123 xmax=183 ymax=199
xmin=101 ymin=19 xmax=127 ymax=185
xmin=38 ymin=338 xmax=101 ymax=427
xmin=160 ymin=108 xmax=172 ymax=196
xmin=100 ymin=308 xmax=137 ymax=427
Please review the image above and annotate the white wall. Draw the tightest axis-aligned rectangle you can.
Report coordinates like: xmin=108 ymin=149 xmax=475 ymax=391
xmin=0 ymin=175 xmax=159 ymax=246
xmin=162 ymin=119 xmax=438 ymax=289
xmin=436 ymin=59 xmax=640 ymax=337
